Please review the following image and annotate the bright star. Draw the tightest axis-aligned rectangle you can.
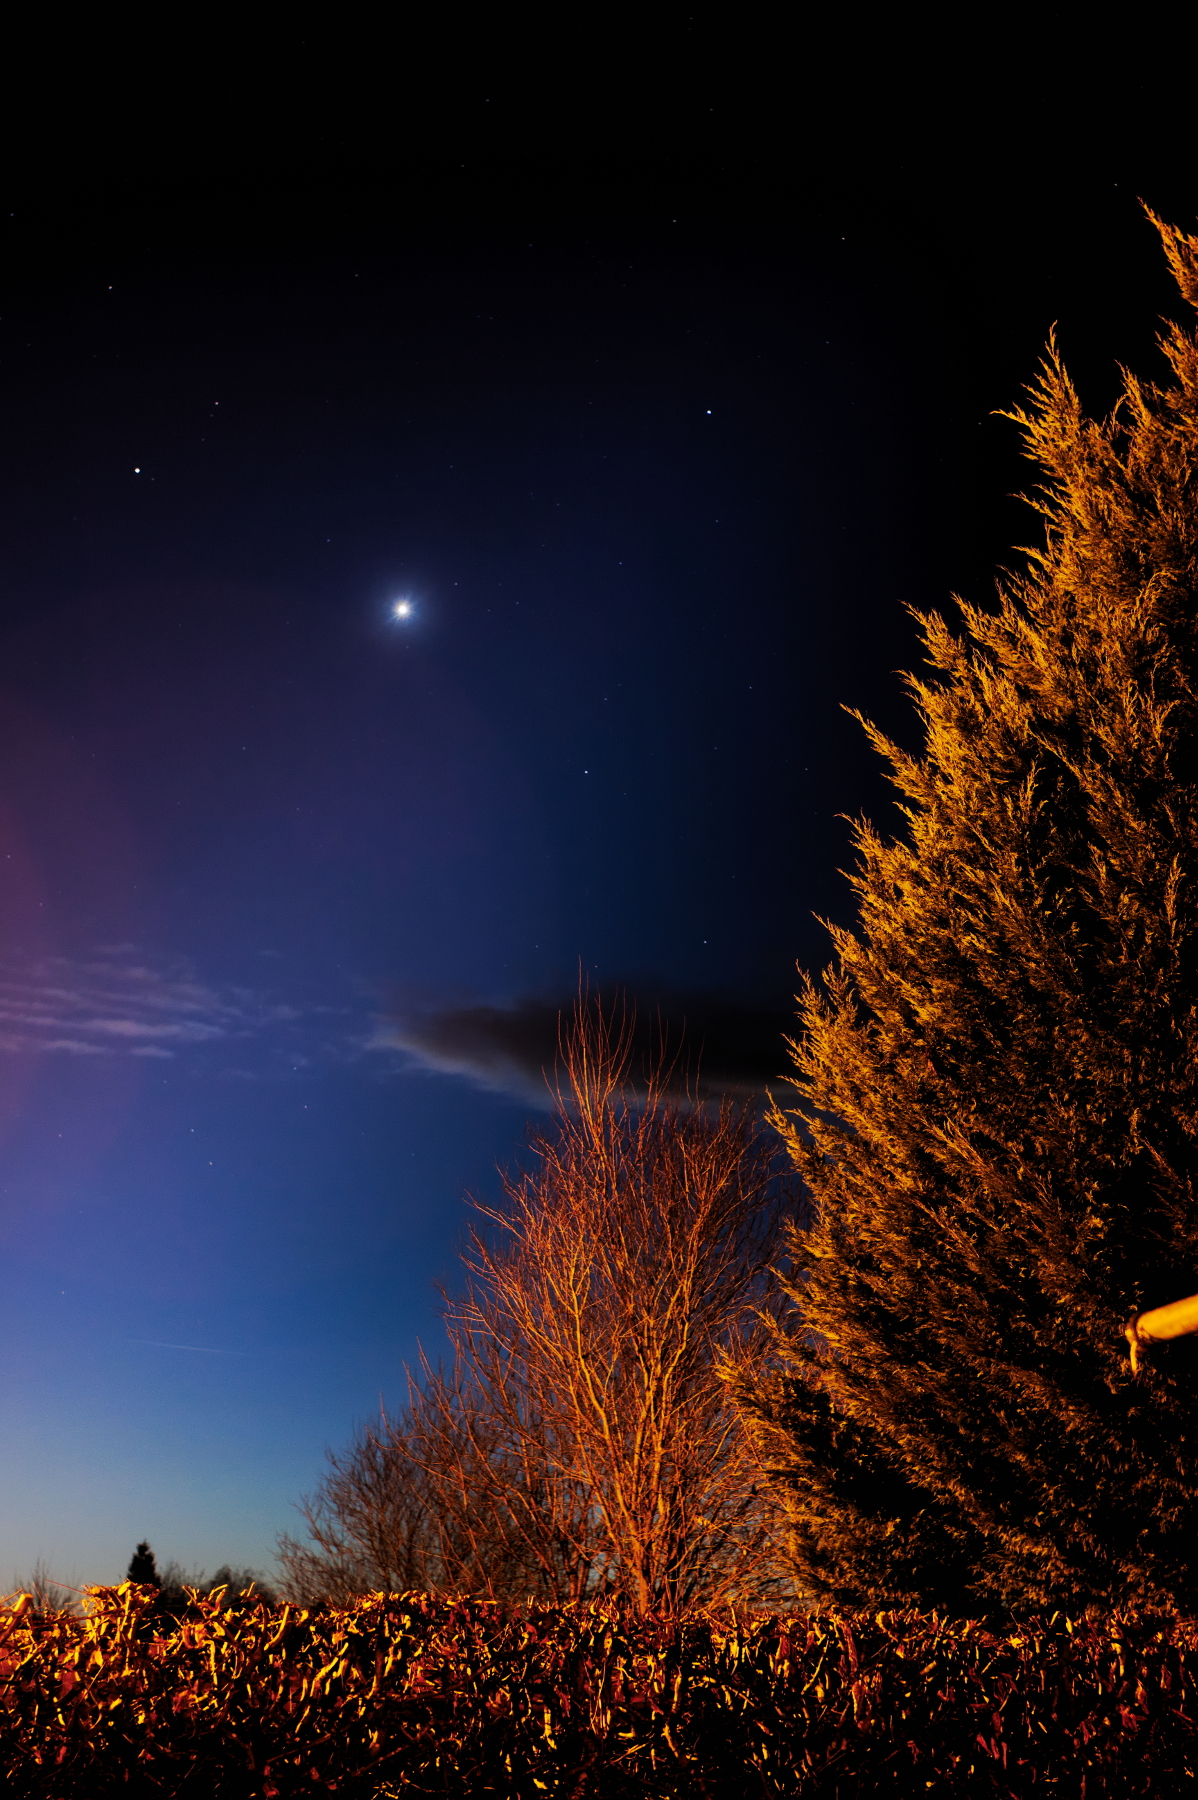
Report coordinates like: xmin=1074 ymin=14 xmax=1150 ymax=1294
xmin=392 ymin=598 xmax=414 ymax=621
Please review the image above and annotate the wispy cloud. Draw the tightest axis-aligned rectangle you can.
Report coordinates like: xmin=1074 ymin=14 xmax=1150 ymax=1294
xmin=0 ymin=952 xmax=795 ymax=1106
xmin=0 ymin=951 xmax=287 ymax=1060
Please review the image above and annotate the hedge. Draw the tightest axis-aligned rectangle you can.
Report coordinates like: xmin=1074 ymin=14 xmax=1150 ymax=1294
xmin=1 ymin=1583 xmax=1195 ymax=1794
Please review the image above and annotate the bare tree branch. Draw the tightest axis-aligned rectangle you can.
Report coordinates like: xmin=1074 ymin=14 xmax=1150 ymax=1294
xmin=281 ymin=999 xmax=794 ymax=1612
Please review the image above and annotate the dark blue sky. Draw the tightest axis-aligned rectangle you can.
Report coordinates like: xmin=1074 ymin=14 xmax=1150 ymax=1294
xmin=0 ymin=63 xmax=1193 ymax=1586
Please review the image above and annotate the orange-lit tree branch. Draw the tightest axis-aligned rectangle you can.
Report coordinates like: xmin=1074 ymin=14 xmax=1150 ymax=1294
xmin=440 ymin=1001 xmax=788 ymax=1612
xmin=282 ymin=1003 xmax=789 ymax=1609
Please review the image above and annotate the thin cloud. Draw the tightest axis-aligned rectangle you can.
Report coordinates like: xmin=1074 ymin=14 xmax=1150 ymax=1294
xmin=126 ymin=1339 xmax=244 ymax=1355
xmin=0 ymin=952 xmax=796 ymax=1102
xmin=376 ymin=986 xmax=796 ymax=1102
xmin=0 ymin=951 xmax=262 ymax=1059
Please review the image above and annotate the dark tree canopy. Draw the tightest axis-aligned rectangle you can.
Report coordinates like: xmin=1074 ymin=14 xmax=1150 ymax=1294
xmin=751 ymin=214 xmax=1198 ymax=1614
xmin=126 ymin=1542 xmax=160 ymax=1588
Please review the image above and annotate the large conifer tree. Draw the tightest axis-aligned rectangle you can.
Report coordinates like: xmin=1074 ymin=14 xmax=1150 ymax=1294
xmin=754 ymin=214 xmax=1198 ymax=1613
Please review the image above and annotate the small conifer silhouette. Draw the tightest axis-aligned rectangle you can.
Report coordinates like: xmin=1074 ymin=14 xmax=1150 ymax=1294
xmin=126 ymin=1541 xmax=160 ymax=1588
xmin=751 ymin=211 xmax=1198 ymax=1613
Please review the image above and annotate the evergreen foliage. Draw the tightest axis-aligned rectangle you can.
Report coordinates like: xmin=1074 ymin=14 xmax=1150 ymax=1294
xmin=752 ymin=213 xmax=1198 ymax=1613
xmin=126 ymin=1543 xmax=159 ymax=1588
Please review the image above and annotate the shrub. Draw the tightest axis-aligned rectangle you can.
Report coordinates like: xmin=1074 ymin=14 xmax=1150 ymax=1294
xmin=1 ymin=1584 xmax=1196 ymax=1794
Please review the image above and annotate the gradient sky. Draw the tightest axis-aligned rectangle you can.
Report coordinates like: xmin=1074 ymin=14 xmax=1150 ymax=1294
xmin=1 ymin=59 xmax=1193 ymax=1589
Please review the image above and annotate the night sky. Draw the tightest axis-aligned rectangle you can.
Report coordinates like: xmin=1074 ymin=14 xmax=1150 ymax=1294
xmin=1 ymin=54 xmax=1194 ymax=1587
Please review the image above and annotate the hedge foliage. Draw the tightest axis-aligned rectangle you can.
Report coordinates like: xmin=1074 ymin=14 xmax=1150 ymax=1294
xmin=1 ymin=1583 xmax=1196 ymax=1795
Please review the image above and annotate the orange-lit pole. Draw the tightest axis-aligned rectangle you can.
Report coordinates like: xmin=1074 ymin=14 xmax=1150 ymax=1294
xmin=1125 ymin=1292 xmax=1198 ymax=1373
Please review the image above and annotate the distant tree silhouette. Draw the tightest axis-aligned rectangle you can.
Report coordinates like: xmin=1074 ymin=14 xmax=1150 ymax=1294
xmin=743 ymin=212 xmax=1198 ymax=1614
xmin=6 ymin=1557 xmax=78 ymax=1615
xmin=126 ymin=1542 xmax=160 ymax=1588
xmin=202 ymin=1565 xmax=277 ymax=1608
xmin=140 ymin=1559 xmax=278 ymax=1621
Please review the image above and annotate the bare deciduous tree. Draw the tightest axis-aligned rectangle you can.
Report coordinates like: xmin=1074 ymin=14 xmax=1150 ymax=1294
xmin=447 ymin=1005 xmax=788 ymax=1612
xmin=4 ymin=1557 xmax=80 ymax=1616
xmin=279 ymin=1363 xmax=603 ymax=1604
xmin=282 ymin=1003 xmax=791 ymax=1612
xmin=278 ymin=1412 xmax=440 ymax=1604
